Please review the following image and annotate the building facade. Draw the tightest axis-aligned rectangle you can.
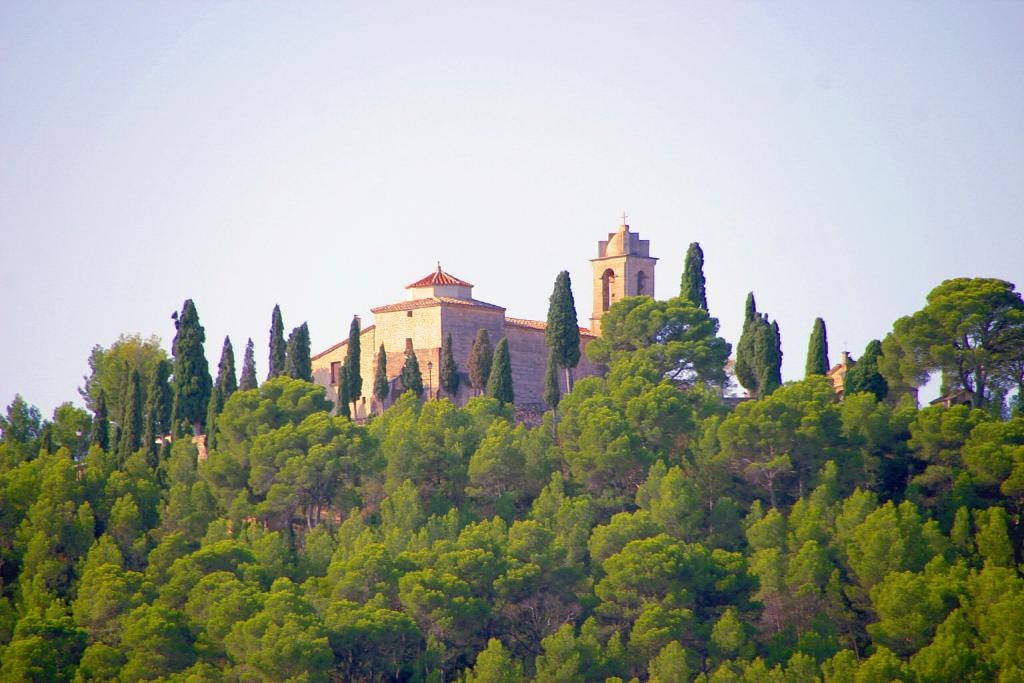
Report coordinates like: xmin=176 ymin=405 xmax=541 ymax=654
xmin=311 ymin=222 xmax=655 ymax=419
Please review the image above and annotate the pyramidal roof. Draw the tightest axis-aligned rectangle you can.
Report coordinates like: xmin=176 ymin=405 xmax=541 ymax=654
xmin=405 ymin=264 xmax=473 ymax=289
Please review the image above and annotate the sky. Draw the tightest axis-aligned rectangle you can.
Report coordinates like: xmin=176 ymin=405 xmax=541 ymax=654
xmin=2 ymin=1 xmax=1023 ymax=417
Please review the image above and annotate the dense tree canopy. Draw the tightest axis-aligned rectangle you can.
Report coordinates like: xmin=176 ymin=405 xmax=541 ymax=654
xmin=1 ymin=274 xmax=1022 ymax=682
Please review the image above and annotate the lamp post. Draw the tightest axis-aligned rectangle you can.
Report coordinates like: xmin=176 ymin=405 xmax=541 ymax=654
xmin=427 ymin=361 xmax=433 ymax=400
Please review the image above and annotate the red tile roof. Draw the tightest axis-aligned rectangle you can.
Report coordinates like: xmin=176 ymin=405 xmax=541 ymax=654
xmin=405 ymin=266 xmax=473 ymax=289
xmin=370 ymin=297 xmax=504 ymax=314
xmin=504 ymin=317 xmax=595 ymax=337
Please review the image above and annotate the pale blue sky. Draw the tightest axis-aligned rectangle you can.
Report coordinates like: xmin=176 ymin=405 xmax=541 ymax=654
xmin=2 ymin=2 xmax=1022 ymax=415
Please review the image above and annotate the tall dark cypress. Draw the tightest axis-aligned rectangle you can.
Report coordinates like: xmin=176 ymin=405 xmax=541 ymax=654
xmin=268 ymin=304 xmax=286 ymax=380
xmin=543 ymin=348 xmax=561 ymax=410
xmin=171 ymin=299 xmax=212 ymax=436
xmin=755 ymin=317 xmax=783 ymax=397
xmin=844 ymin=340 xmax=888 ymax=401
xmin=805 ymin=318 xmax=830 ymax=377
xmin=344 ymin=317 xmax=362 ymax=402
xmin=118 ymin=368 xmax=143 ymax=462
xmin=486 ymin=338 xmax=514 ymax=405
xmin=469 ymin=328 xmax=493 ymax=397
xmin=215 ymin=336 xmax=238 ymax=400
xmin=735 ymin=292 xmax=759 ymax=396
xmin=439 ymin=332 xmax=459 ymax=398
xmin=142 ymin=359 xmax=172 ymax=463
xmin=373 ymin=344 xmax=390 ymax=408
xmin=90 ymin=389 xmax=110 ymax=451
xmin=545 ymin=271 xmax=581 ymax=391
xmin=205 ymin=385 xmax=222 ymax=449
xmin=680 ymin=242 xmax=708 ymax=311
xmin=239 ymin=338 xmax=258 ymax=391
xmin=337 ymin=365 xmax=351 ymax=418
xmin=284 ymin=323 xmax=312 ymax=382
xmin=400 ymin=348 xmax=424 ymax=397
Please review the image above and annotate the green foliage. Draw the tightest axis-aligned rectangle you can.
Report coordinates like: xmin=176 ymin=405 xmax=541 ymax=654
xmin=401 ymin=348 xmax=424 ymax=397
xmin=89 ymin=389 xmax=110 ymax=451
xmin=267 ymin=304 xmax=286 ymax=380
xmin=171 ymin=300 xmax=212 ymax=434
xmin=544 ymin=348 xmax=561 ymax=410
xmin=344 ymin=316 xmax=362 ymax=401
xmin=80 ymin=334 xmax=168 ymax=423
xmin=843 ymin=340 xmax=888 ymax=401
xmin=486 ymin=338 xmax=514 ymax=405
xmin=469 ymin=328 xmax=493 ymax=395
xmin=238 ymin=337 xmax=258 ymax=391
xmin=141 ymin=359 xmax=172 ymax=462
xmin=546 ymin=271 xmax=582 ymax=389
xmin=214 ymin=336 xmax=237 ymax=401
xmin=440 ymin=332 xmax=460 ymax=398
xmin=805 ymin=317 xmax=829 ymax=377
xmin=881 ymin=277 xmax=1024 ymax=405
xmin=680 ymin=241 xmax=708 ymax=311
xmin=373 ymin=343 xmax=390 ymax=406
xmin=284 ymin=322 xmax=312 ymax=382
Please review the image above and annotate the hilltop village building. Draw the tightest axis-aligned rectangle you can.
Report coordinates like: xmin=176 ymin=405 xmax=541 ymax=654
xmin=311 ymin=222 xmax=657 ymax=419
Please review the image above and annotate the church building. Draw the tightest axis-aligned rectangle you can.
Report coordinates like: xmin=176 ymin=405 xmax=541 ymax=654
xmin=310 ymin=222 xmax=656 ymax=420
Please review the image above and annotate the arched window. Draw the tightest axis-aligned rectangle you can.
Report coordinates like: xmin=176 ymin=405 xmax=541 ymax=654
xmin=636 ymin=270 xmax=647 ymax=295
xmin=601 ymin=268 xmax=616 ymax=311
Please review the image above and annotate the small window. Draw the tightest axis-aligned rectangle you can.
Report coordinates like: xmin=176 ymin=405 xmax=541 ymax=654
xmin=330 ymin=361 xmax=341 ymax=385
xmin=407 ymin=310 xmax=413 ymax=317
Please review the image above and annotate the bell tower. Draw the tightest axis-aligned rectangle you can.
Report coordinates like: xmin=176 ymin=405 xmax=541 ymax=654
xmin=589 ymin=220 xmax=657 ymax=335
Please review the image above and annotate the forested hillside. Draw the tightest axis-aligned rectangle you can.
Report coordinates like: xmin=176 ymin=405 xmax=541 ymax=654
xmin=1 ymin=274 xmax=1022 ymax=683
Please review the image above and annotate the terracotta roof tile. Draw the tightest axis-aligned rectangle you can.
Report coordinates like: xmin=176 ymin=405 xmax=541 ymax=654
xmin=370 ymin=297 xmax=504 ymax=314
xmin=405 ymin=267 xmax=473 ymax=289
xmin=504 ymin=317 xmax=595 ymax=337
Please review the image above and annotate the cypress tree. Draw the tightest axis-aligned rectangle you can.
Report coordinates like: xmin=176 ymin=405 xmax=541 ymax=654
xmin=118 ymin=368 xmax=143 ymax=462
xmin=373 ymin=344 xmax=390 ymax=408
xmin=439 ymin=332 xmax=459 ymax=398
xmin=805 ymin=318 xmax=830 ymax=377
xmin=755 ymin=316 xmax=783 ymax=397
xmin=90 ymin=388 xmax=110 ymax=451
xmin=401 ymin=348 xmax=424 ymax=397
xmin=268 ymin=304 xmax=286 ymax=380
xmin=469 ymin=328 xmax=493 ymax=397
xmin=142 ymin=359 xmax=172 ymax=463
xmin=680 ymin=242 xmax=708 ymax=311
xmin=487 ymin=338 xmax=514 ymax=404
xmin=215 ymin=336 xmax=238 ymax=400
xmin=205 ymin=385 xmax=221 ymax=449
xmin=844 ymin=340 xmax=888 ymax=401
xmin=284 ymin=323 xmax=312 ymax=382
xmin=337 ymin=365 xmax=351 ymax=418
xmin=545 ymin=271 xmax=581 ymax=391
xmin=734 ymin=292 xmax=760 ymax=395
xmin=344 ymin=317 xmax=362 ymax=403
xmin=543 ymin=348 xmax=561 ymax=410
xmin=171 ymin=299 xmax=212 ymax=436
xmin=239 ymin=338 xmax=258 ymax=391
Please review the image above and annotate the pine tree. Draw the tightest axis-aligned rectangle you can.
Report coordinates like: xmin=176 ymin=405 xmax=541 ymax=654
xmin=844 ymin=340 xmax=888 ymax=401
xmin=487 ymin=338 xmax=514 ymax=404
xmin=337 ymin=365 xmax=351 ymax=418
xmin=171 ymin=299 xmax=212 ymax=436
xmin=439 ymin=332 xmax=460 ymax=398
xmin=239 ymin=338 xmax=258 ymax=391
xmin=215 ymin=336 xmax=238 ymax=400
xmin=401 ymin=348 xmax=424 ymax=397
xmin=90 ymin=388 xmax=110 ymax=451
xmin=284 ymin=323 xmax=312 ymax=382
xmin=118 ymin=368 xmax=142 ymax=462
xmin=734 ymin=292 xmax=760 ymax=395
xmin=268 ymin=304 xmax=286 ymax=380
xmin=805 ymin=317 xmax=830 ymax=377
xmin=680 ymin=241 xmax=708 ymax=311
xmin=141 ymin=359 xmax=171 ymax=464
xmin=373 ymin=344 xmax=390 ymax=408
xmin=344 ymin=317 xmax=362 ymax=403
xmin=469 ymin=328 xmax=493 ymax=397
xmin=545 ymin=271 xmax=581 ymax=391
